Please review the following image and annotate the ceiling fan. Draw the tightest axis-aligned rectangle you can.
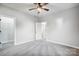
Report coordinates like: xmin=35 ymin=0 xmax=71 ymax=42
xmin=29 ymin=3 xmax=49 ymax=14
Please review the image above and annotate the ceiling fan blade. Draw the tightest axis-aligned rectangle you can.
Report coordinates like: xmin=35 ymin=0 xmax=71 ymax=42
xmin=34 ymin=3 xmax=38 ymax=5
xmin=42 ymin=3 xmax=48 ymax=6
xmin=43 ymin=8 xmax=49 ymax=11
xmin=29 ymin=8 xmax=36 ymax=11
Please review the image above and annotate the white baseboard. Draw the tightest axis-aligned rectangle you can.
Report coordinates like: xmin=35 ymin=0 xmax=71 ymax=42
xmin=47 ymin=40 xmax=79 ymax=49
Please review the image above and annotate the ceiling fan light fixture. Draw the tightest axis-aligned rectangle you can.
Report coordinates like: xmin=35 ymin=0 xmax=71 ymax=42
xmin=37 ymin=8 xmax=42 ymax=12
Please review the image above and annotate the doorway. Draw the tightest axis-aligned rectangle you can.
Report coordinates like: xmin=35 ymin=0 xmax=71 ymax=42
xmin=35 ymin=22 xmax=47 ymax=40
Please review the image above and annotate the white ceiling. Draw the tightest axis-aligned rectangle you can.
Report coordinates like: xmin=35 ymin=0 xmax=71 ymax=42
xmin=1 ymin=3 xmax=79 ymax=17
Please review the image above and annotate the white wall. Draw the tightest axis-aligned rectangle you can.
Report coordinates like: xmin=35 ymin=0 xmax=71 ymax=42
xmin=0 ymin=5 xmax=37 ymax=45
xmin=41 ymin=6 xmax=79 ymax=48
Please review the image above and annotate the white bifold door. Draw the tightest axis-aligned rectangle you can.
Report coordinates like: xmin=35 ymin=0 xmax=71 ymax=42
xmin=0 ymin=16 xmax=15 ymax=48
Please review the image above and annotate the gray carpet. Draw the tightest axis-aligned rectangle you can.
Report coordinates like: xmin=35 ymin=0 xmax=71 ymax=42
xmin=0 ymin=40 xmax=77 ymax=56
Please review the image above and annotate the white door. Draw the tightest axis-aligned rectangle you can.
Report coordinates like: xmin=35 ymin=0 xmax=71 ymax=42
xmin=36 ymin=22 xmax=47 ymax=40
